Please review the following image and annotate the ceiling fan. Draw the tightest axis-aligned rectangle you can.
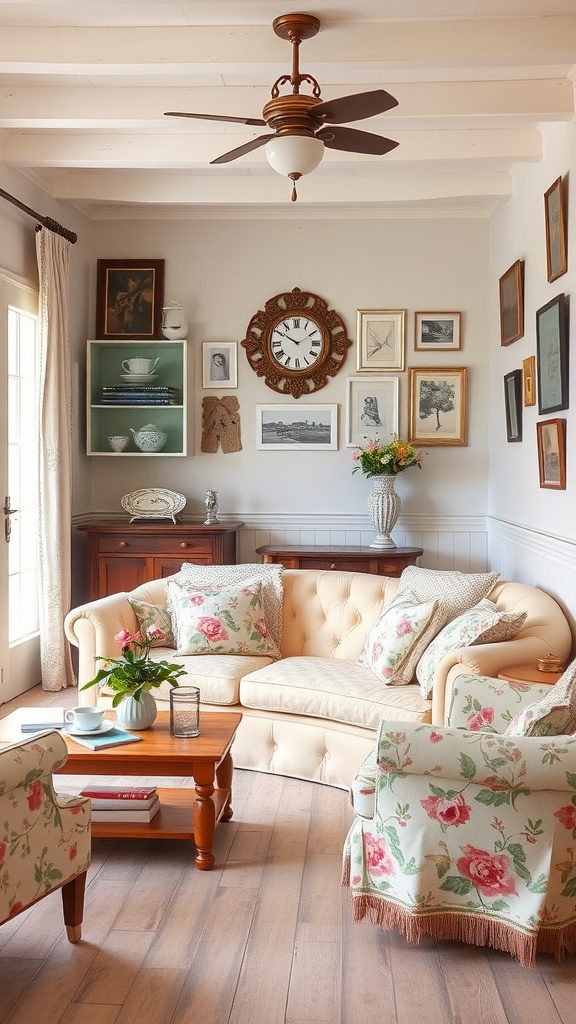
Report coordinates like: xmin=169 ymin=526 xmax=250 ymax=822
xmin=165 ymin=12 xmax=399 ymax=201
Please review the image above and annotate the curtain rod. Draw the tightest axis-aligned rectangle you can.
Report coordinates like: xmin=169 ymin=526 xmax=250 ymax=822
xmin=0 ymin=186 xmax=77 ymax=244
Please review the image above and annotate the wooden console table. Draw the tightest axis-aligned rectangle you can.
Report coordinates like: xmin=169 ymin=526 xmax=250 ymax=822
xmin=79 ymin=521 xmax=243 ymax=599
xmin=256 ymin=544 xmax=423 ymax=577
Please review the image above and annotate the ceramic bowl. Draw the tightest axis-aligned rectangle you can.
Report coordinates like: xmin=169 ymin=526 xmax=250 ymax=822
xmin=131 ymin=429 xmax=167 ymax=452
xmin=108 ymin=435 xmax=130 ymax=452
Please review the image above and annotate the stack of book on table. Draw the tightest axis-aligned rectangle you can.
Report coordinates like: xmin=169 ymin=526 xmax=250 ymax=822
xmin=80 ymin=784 xmax=160 ymax=822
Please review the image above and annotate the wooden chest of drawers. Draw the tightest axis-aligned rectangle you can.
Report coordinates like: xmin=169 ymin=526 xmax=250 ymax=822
xmin=256 ymin=544 xmax=423 ymax=577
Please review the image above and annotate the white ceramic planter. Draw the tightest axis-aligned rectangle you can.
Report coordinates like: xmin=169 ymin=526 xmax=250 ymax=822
xmin=116 ymin=691 xmax=158 ymax=730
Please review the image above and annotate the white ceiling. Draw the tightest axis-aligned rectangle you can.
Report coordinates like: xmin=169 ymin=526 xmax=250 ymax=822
xmin=0 ymin=1 xmax=575 ymax=217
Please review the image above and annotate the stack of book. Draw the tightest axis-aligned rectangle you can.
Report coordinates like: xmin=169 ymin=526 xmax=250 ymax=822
xmin=101 ymin=386 xmax=180 ymax=405
xmin=80 ymin=784 xmax=160 ymax=822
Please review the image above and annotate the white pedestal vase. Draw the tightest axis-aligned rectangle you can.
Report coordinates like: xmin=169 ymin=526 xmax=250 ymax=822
xmin=116 ymin=691 xmax=158 ymax=731
xmin=367 ymin=475 xmax=400 ymax=549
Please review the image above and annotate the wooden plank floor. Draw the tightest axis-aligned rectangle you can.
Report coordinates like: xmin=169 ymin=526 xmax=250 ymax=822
xmin=2 ymin=685 xmax=576 ymax=1023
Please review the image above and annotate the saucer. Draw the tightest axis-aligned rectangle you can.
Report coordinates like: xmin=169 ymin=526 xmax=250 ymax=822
xmin=120 ymin=373 xmax=158 ymax=383
xmin=64 ymin=719 xmax=115 ymax=737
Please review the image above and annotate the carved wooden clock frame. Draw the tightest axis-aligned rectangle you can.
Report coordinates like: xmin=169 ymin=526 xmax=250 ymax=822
xmin=241 ymin=287 xmax=352 ymax=398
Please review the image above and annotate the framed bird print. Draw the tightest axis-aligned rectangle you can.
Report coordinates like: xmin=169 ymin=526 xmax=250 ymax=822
xmin=356 ymin=309 xmax=405 ymax=371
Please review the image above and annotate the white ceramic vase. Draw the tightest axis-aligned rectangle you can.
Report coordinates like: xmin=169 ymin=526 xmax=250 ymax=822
xmin=116 ymin=691 xmax=158 ymax=730
xmin=367 ymin=475 xmax=400 ymax=549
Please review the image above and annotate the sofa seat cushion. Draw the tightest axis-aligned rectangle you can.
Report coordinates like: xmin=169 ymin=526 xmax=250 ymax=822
xmin=240 ymin=656 xmax=431 ymax=730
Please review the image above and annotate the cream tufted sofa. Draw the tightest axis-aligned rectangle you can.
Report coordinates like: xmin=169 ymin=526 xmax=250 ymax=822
xmin=64 ymin=569 xmax=572 ymax=790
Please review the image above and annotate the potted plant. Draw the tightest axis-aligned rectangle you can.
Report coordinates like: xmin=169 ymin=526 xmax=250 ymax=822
xmin=81 ymin=625 xmax=186 ymax=729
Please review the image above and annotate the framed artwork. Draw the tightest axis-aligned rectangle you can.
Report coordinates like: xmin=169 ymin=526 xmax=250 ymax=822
xmin=414 ymin=312 xmax=461 ymax=351
xmin=498 ymin=259 xmax=524 ymax=346
xmin=95 ymin=259 xmax=164 ymax=340
xmin=536 ymin=293 xmax=568 ymax=414
xmin=537 ymin=418 xmax=566 ymax=490
xmin=202 ymin=341 xmax=237 ymax=389
xmin=522 ymin=356 xmax=536 ymax=407
xmin=544 ymin=176 xmax=567 ymax=283
xmin=356 ymin=309 xmax=405 ymax=371
xmin=345 ymin=376 xmax=399 ymax=447
xmin=504 ymin=370 xmax=523 ymax=442
xmin=256 ymin=404 xmax=338 ymax=450
xmin=408 ymin=367 xmax=468 ymax=446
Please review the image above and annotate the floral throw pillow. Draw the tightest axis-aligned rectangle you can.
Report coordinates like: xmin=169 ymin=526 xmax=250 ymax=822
xmin=416 ymin=599 xmax=527 ymax=698
xmin=504 ymin=659 xmax=576 ymax=737
xmin=166 ymin=578 xmax=281 ymax=658
xmin=128 ymin=597 xmax=175 ymax=648
xmin=356 ymin=592 xmax=444 ymax=686
xmin=173 ymin=562 xmax=284 ymax=647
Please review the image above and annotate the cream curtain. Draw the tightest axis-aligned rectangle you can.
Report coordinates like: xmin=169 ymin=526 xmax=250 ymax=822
xmin=36 ymin=227 xmax=75 ymax=690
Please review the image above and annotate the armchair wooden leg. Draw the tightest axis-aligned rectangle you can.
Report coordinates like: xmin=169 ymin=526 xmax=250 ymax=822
xmin=61 ymin=871 xmax=87 ymax=943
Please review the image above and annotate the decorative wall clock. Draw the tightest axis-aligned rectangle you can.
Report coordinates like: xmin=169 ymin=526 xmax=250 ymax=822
xmin=241 ymin=287 xmax=352 ymax=397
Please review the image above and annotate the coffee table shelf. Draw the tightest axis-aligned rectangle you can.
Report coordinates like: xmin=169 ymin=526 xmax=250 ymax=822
xmin=91 ymin=786 xmax=230 ymax=840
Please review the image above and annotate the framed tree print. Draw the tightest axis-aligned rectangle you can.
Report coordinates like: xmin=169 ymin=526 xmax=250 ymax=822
xmin=499 ymin=259 xmax=524 ymax=346
xmin=544 ymin=176 xmax=567 ymax=283
xmin=408 ymin=367 xmax=468 ymax=446
xmin=537 ymin=418 xmax=566 ymax=489
xmin=536 ymin=293 xmax=568 ymax=414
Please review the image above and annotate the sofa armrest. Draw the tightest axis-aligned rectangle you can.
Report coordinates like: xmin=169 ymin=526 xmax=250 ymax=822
xmin=64 ymin=593 xmax=138 ymax=701
xmin=444 ymin=672 xmax=552 ymax=733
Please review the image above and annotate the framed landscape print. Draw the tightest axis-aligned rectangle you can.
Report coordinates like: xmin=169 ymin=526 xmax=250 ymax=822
xmin=345 ymin=376 xmax=399 ymax=447
xmin=408 ymin=367 xmax=468 ymax=446
xmin=499 ymin=259 xmax=524 ymax=346
xmin=96 ymin=259 xmax=164 ymax=340
xmin=356 ymin=309 xmax=405 ymax=371
xmin=256 ymin=405 xmax=338 ymax=450
xmin=544 ymin=176 xmax=567 ymax=283
xmin=414 ymin=312 xmax=461 ymax=351
xmin=202 ymin=341 xmax=237 ymax=389
xmin=537 ymin=418 xmax=566 ymax=490
xmin=536 ymin=293 xmax=568 ymax=414
xmin=504 ymin=369 xmax=523 ymax=442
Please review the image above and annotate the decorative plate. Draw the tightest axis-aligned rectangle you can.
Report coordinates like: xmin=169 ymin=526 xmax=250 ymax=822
xmin=121 ymin=488 xmax=186 ymax=523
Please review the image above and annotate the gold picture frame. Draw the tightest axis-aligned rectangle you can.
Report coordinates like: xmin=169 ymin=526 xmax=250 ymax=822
xmin=96 ymin=258 xmax=165 ymax=340
xmin=544 ymin=176 xmax=567 ymax=283
xmin=522 ymin=356 xmax=536 ymax=407
xmin=408 ymin=367 xmax=468 ymax=446
xmin=537 ymin=418 xmax=566 ymax=490
xmin=356 ymin=309 xmax=405 ymax=371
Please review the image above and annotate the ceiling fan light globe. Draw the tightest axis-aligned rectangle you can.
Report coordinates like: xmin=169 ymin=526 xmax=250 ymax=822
xmin=264 ymin=135 xmax=324 ymax=179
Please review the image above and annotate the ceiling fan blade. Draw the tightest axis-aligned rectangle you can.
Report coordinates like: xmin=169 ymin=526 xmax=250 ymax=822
xmin=313 ymin=89 xmax=398 ymax=124
xmin=317 ymin=125 xmax=399 ymax=156
xmin=211 ymin=134 xmax=274 ymax=165
xmin=165 ymin=111 xmax=267 ymax=127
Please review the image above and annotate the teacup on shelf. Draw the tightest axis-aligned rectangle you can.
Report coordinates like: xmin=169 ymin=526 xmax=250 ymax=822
xmin=121 ymin=357 xmax=159 ymax=375
xmin=108 ymin=435 xmax=130 ymax=452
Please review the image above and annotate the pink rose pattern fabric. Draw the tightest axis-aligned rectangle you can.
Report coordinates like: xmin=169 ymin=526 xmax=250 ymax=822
xmin=343 ymin=720 xmax=576 ymax=965
xmin=356 ymin=593 xmax=444 ymax=686
xmin=446 ymin=673 xmax=552 ymax=734
xmin=167 ymin=578 xmax=281 ymax=657
xmin=0 ymin=733 xmax=91 ymax=925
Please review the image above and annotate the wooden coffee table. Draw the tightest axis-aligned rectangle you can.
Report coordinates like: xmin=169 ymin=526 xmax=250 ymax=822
xmin=0 ymin=709 xmax=242 ymax=870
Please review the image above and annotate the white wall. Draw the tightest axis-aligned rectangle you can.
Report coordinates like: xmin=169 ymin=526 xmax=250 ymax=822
xmin=88 ymin=213 xmax=490 ymax=544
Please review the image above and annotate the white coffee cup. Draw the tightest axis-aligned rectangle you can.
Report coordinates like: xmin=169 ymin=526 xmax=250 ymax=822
xmin=65 ymin=706 xmax=107 ymax=732
xmin=121 ymin=357 xmax=159 ymax=375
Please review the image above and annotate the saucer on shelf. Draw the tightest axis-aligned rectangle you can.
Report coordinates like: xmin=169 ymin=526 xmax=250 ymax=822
xmin=120 ymin=373 xmax=158 ymax=383
xmin=64 ymin=719 xmax=116 ymax=738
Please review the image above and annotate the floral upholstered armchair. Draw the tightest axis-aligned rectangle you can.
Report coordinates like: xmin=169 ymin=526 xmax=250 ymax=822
xmin=343 ymin=672 xmax=576 ymax=967
xmin=0 ymin=731 xmax=91 ymax=942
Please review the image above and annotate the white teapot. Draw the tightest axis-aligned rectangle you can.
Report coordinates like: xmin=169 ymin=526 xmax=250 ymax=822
xmin=130 ymin=423 xmax=168 ymax=452
xmin=161 ymin=300 xmax=188 ymax=340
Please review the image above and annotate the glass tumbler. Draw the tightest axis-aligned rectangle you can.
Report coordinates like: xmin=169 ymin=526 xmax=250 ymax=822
xmin=170 ymin=687 xmax=200 ymax=737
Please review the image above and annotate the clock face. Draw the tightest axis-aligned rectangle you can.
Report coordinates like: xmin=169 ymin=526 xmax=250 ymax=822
xmin=270 ymin=315 xmax=324 ymax=371
xmin=242 ymin=287 xmax=352 ymax=398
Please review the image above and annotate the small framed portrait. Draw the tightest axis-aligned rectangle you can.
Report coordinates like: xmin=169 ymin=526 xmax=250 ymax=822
xmin=537 ymin=418 xmax=566 ymax=490
xmin=498 ymin=259 xmax=524 ymax=346
xmin=504 ymin=369 xmax=523 ymax=442
xmin=414 ymin=312 xmax=461 ymax=351
xmin=95 ymin=259 xmax=164 ymax=340
xmin=536 ymin=293 xmax=568 ymax=414
xmin=356 ymin=309 xmax=405 ymax=371
xmin=345 ymin=376 xmax=399 ymax=447
xmin=522 ymin=356 xmax=536 ymax=407
xmin=202 ymin=341 xmax=238 ymax=389
xmin=408 ymin=367 xmax=468 ymax=446
xmin=256 ymin=405 xmax=338 ymax=450
xmin=544 ymin=176 xmax=567 ymax=283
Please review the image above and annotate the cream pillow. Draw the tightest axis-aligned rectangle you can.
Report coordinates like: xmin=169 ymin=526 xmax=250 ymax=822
xmin=398 ymin=566 xmax=500 ymax=624
xmin=357 ymin=592 xmax=445 ymax=686
xmin=127 ymin=597 xmax=175 ymax=648
xmin=174 ymin=562 xmax=284 ymax=647
xmin=166 ymin=578 xmax=281 ymax=658
xmin=504 ymin=659 xmax=576 ymax=737
xmin=416 ymin=599 xmax=527 ymax=698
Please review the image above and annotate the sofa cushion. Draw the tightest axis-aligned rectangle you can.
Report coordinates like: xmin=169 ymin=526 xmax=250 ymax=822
xmin=416 ymin=599 xmax=527 ymax=699
xmin=133 ymin=649 xmax=274 ymax=705
xmin=240 ymin=656 xmax=431 ymax=730
xmin=174 ymin=562 xmax=284 ymax=647
xmin=128 ymin=597 xmax=175 ymax=648
xmin=504 ymin=659 xmax=576 ymax=737
xmin=166 ymin=578 xmax=281 ymax=658
xmin=356 ymin=592 xmax=444 ymax=685
xmin=398 ymin=566 xmax=500 ymax=622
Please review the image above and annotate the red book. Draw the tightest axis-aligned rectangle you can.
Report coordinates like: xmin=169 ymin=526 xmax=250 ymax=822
xmin=79 ymin=785 xmax=157 ymax=801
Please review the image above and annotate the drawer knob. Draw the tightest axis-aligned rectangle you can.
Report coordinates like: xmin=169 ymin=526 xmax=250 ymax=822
xmin=180 ymin=542 xmax=188 ymax=548
xmin=119 ymin=541 xmax=127 ymax=548
xmin=330 ymin=563 xmax=337 ymax=570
